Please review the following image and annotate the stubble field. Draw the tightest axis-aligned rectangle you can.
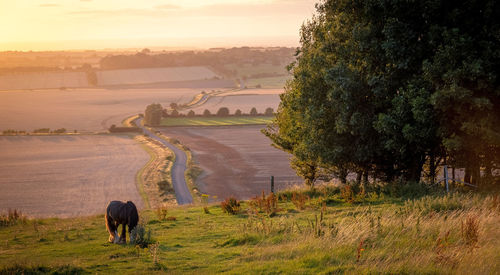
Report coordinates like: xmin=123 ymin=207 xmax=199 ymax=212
xmin=0 ymin=135 xmax=149 ymax=218
xmin=159 ymin=125 xmax=301 ymax=200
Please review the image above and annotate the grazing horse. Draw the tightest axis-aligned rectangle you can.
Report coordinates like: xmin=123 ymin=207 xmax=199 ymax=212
xmin=105 ymin=201 xmax=139 ymax=244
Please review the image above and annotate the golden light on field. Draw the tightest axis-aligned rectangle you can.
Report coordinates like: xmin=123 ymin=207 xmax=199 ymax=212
xmin=0 ymin=0 xmax=316 ymax=51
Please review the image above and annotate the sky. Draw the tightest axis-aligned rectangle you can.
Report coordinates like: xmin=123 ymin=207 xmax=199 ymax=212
xmin=0 ymin=0 xmax=317 ymax=51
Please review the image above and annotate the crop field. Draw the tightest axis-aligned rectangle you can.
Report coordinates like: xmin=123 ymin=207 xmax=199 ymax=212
xmin=0 ymin=72 xmax=89 ymax=90
xmin=0 ymin=135 xmax=149 ymax=218
xmin=221 ymin=88 xmax=284 ymax=96
xmin=245 ymin=75 xmax=290 ymax=88
xmin=96 ymin=66 xmax=218 ymax=86
xmin=158 ymin=125 xmax=301 ymax=200
xmin=160 ymin=116 xmax=273 ymax=127
xmin=0 ymin=88 xmax=203 ymax=132
xmin=188 ymin=94 xmax=281 ymax=115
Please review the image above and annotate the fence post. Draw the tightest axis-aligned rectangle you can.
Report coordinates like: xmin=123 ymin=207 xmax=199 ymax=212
xmin=271 ymin=176 xmax=274 ymax=193
xmin=444 ymin=165 xmax=449 ymax=192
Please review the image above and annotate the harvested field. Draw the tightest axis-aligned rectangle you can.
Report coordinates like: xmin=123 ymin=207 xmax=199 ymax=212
xmin=0 ymin=72 xmax=88 ymax=90
xmin=0 ymin=88 xmax=203 ymax=132
xmin=0 ymin=135 xmax=149 ymax=218
xmin=96 ymin=66 xmax=218 ymax=86
xmin=158 ymin=125 xmax=301 ymax=200
xmin=188 ymin=94 xmax=281 ymax=115
xmin=220 ymin=88 xmax=284 ymax=96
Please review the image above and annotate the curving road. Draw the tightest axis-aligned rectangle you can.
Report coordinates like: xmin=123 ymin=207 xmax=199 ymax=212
xmin=135 ymin=118 xmax=193 ymax=205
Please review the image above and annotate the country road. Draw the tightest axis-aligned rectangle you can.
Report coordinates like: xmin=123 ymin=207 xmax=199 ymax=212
xmin=135 ymin=118 xmax=193 ymax=205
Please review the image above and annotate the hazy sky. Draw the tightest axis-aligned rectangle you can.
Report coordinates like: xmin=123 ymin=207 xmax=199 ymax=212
xmin=0 ymin=0 xmax=317 ymax=51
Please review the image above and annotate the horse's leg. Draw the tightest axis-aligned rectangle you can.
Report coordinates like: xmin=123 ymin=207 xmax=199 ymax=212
xmin=120 ymin=222 xmax=127 ymax=243
xmin=105 ymin=213 xmax=118 ymax=243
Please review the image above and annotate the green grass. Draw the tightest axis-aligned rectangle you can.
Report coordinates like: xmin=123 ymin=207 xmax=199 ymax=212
xmin=1 ymin=190 xmax=499 ymax=274
xmin=160 ymin=116 xmax=273 ymax=127
xmin=246 ymin=76 xmax=290 ymax=89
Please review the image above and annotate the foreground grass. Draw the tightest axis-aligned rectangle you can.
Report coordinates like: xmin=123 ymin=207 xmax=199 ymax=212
xmin=1 ymin=190 xmax=499 ymax=274
xmin=160 ymin=116 xmax=273 ymax=127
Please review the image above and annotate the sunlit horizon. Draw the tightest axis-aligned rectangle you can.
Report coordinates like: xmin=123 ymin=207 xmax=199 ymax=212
xmin=0 ymin=0 xmax=316 ymax=51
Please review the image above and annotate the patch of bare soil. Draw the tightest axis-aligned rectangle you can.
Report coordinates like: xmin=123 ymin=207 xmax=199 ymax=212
xmin=159 ymin=125 xmax=301 ymax=200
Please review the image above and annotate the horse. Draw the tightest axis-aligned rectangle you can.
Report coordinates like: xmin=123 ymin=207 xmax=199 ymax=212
xmin=105 ymin=201 xmax=139 ymax=244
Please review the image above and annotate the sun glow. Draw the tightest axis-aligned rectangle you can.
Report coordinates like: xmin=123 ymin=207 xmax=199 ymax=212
xmin=0 ymin=0 xmax=316 ymax=51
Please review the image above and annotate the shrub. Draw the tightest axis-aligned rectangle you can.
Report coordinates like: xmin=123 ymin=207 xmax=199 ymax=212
xmin=155 ymin=205 xmax=168 ymax=221
xmin=203 ymin=109 xmax=211 ymax=116
xmin=221 ymin=197 xmax=240 ymax=215
xmin=216 ymin=107 xmax=230 ymax=116
xmin=130 ymin=224 xmax=154 ymax=248
xmin=250 ymin=107 xmax=258 ymax=116
xmin=291 ymin=192 xmax=308 ymax=210
xmin=341 ymin=185 xmax=355 ymax=203
xmin=33 ymin=128 xmax=50 ymax=133
xmin=53 ymin=128 xmax=66 ymax=134
xmin=0 ymin=209 xmax=26 ymax=227
xmin=187 ymin=110 xmax=195 ymax=117
xmin=264 ymin=107 xmax=274 ymax=116
xmin=234 ymin=109 xmax=242 ymax=116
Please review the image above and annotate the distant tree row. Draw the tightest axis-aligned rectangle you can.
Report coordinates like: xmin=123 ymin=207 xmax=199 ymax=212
xmin=163 ymin=107 xmax=274 ymax=117
xmin=99 ymin=47 xmax=295 ymax=77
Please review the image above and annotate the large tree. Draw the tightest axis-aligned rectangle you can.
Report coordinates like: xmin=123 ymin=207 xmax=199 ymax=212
xmin=265 ymin=0 xmax=500 ymax=186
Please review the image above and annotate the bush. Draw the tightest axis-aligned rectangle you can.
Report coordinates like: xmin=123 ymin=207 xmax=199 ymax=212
xmin=250 ymin=107 xmax=258 ymax=116
xmin=264 ymin=107 xmax=274 ymax=116
xmin=0 ymin=209 xmax=26 ymax=227
xmin=234 ymin=109 xmax=242 ymax=116
xmin=130 ymin=224 xmax=154 ymax=248
xmin=216 ymin=107 xmax=230 ymax=116
xmin=53 ymin=128 xmax=66 ymax=134
xmin=170 ymin=110 xmax=180 ymax=117
xmin=187 ymin=110 xmax=195 ymax=117
xmin=203 ymin=109 xmax=211 ymax=116
xmin=33 ymin=128 xmax=50 ymax=133
xmin=221 ymin=197 xmax=240 ymax=215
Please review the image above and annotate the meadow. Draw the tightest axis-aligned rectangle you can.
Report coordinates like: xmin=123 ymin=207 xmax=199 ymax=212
xmin=1 ymin=188 xmax=498 ymax=274
xmin=160 ymin=116 xmax=273 ymax=127
xmin=0 ymin=135 xmax=149 ymax=218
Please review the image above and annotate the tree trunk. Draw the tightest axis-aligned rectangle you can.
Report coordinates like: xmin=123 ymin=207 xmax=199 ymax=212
xmin=429 ymin=153 xmax=436 ymax=185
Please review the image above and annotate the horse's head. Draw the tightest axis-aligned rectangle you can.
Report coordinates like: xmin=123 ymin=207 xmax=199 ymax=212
xmin=127 ymin=201 xmax=139 ymax=243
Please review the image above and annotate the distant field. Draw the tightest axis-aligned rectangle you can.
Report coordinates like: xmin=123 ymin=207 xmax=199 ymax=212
xmin=225 ymin=63 xmax=287 ymax=77
xmin=245 ymin=75 xmax=290 ymax=88
xmin=96 ymin=66 xmax=218 ymax=86
xmin=160 ymin=116 xmax=273 ymax=126
xmin=159 ymin=125 xmax=300 ymax=200
xmin=0 ymin=88 xmax=203 ymax=132
xmin=0 ymin=72 xmax=88 ymax=90
xmin=0 ymin=135 xmax=149 ymax=218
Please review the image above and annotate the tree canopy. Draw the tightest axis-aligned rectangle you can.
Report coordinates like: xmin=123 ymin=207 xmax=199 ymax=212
xmin=265 ymin=0 xmax=500 ymax=187
xmin=144 ymin=103 xmax=163 ymax=126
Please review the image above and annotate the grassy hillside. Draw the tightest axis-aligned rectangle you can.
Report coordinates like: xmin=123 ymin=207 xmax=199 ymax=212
xmin=1 ymin=187 xmax=499 ymax=274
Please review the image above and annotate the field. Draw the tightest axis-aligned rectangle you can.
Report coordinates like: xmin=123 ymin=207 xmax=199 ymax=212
xmin=159 ymin=125 xmax=301 ymax=200
xmin=160 ymin=116 xmax=273 ymax=127
xmin=0 ymin=135 xmax=149 ymax=218
xmin=0 ymin=88 xmax=204 ymax=132
xmin=1 ymin=191 xmax=499 ymax=274
xmin=245 ymin=76 xmax=290 ymax=89
xmin=0 ymin=72 xmax=89 ymax=90
xmin=96 ymin=66 xmax=218 ymax=86
xmin=0 ymin=66 xmax=221 ymax=90
xmin=188 ymin=94 xmax=282 ymax=115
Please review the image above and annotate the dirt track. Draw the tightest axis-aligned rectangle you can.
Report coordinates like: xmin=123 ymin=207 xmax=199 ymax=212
xmin=0 ymin=135 xmax=149 ymax=218
xmin=159 ymin=125 xmax=301 ymax=200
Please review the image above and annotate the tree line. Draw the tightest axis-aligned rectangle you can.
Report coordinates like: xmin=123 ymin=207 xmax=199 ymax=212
xmin=264 ymin=0 xmax=500 ymax=188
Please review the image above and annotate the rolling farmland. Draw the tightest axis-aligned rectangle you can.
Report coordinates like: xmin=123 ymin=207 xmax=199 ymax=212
xmin=0 ymin=88 xmax=202 ymax=132
xmin=188 ymin=94 xmax=282 ymax=115
xmin=159 ymin=125 xmax=301 ymax=200
xmin=0 ymin=72 xmax=89 ymax=90
xmin=0 ymin=135 xmax=149 ymax=218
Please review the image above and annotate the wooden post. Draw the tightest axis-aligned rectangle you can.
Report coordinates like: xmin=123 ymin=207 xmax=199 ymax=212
xmin=444 ymin=165 xmax=449 ymax=192
xmin=271 ymin=176 xmax=274 ymax=193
